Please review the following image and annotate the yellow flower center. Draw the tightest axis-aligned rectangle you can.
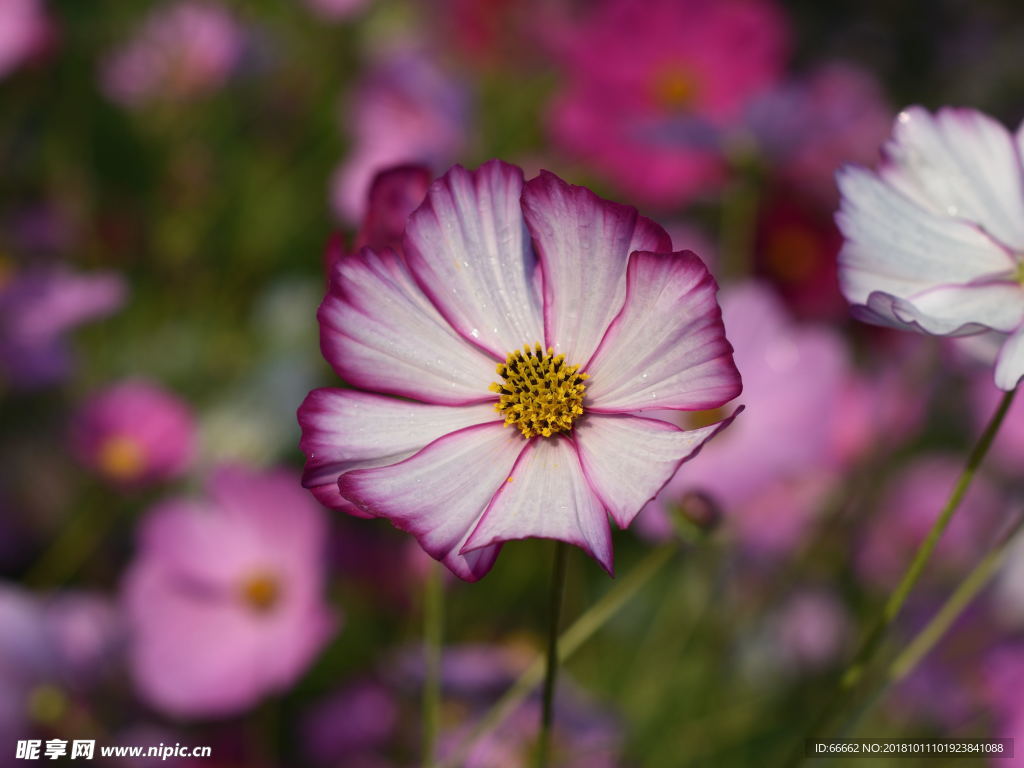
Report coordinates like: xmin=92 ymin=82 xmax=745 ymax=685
xmin=1015 ymin=260 xmax=1024 ymax=285
xmin=240 ymin=571 xmax=281 ymax=614
xmin=97 ymin=435 xmax=145 ymax=481
xmin=490 ymin=343 xmax=588 ymax=439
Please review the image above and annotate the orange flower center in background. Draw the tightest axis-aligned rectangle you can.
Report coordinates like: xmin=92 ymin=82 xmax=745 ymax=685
xmin=765 ymin=225 xmax=821 ymax=283
xmin=490 ymin=343 xmax=588 ymax=439
xmin=240 ymin=571 xmax=281 ymax=614
xmin=651 ymin=65 xmax=701 ymax=110
xmin=97 ymin=435 xmax=146 ymax=481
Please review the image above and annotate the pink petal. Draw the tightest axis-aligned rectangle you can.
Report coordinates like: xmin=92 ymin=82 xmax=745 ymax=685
xmin=893 ymin=281 xmax=1024 ymax=335
xmin=462 ymin=436 xmax=613 ymax=575
xmin=836 ymin=164 xmax=1015 ymax=309
xmin=318 ymin=247 xmax=498 ymax=405
xmin=996 ymin=323 xmax=1024 ymax=391
xmin=584 ymin=250 xmax=741 ymax=412
xmin=574 ymin=413 xmax=737 ymax=530
xmin=338 ymin=423 xmax=525 ymax=581
xmin=521 ymin=170 xmax=670 ymax=366
xmin=882 ymin=107 xmax=1024 ymax=251
xmin=403 ymin=160 xmax=543 ymax=359
xmin=298 ymin=389 xmax=498 ymax=514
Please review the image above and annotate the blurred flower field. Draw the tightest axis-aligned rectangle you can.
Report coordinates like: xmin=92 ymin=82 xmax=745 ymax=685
xmin=4 ymin=0 xmax=1024 ymax=766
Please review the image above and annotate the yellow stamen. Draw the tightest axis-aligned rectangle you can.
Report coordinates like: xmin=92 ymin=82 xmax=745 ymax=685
xmin=652 ymin=65 xmax=700 ymax=110
xmin=490 ymin=343 xmax=588 ymax=439
xmin=97 ymin=435 xmax=145 ymax=481
xmin=240 ymin=571 xmax=281 ymax=614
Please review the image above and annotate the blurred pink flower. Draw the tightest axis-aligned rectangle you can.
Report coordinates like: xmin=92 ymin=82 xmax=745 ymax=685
xmin=0 ymin=264 xmax=125 ymax=388
xmin=301 ymin=160 xmax=741 ymax=580
xmin=638 ymin=282 xmax=857 ymax=558
xmin=70 ymin=379 xmax=197 ymax=487
xmin=856 ymin=455 xmax=1006 ymax=590
xmin=546 ymin=0 xmax=788 ymax=208
xmin=836 ymin=106 xmax=1024 ymax=391
xmin=0 ymin=586 xmax=121 ymax=749
xmin=304 ymin=680 xmax=399 ymax=765
xmin=748 ymin=62 xmax=891 ymax=199
xmin=771 ymin=590 xmax=850 ymax=670
xmin=970 ymin=373 xmax=1024 ymax=475
xmin=101 ymin=1 xmax=243 ymax=107
xmin=302 ymin=0 xmax=370 ymax=21
xmin=331 ymin=48 xmax=469 ymax=223
xmin=122 ymin=465 xmax=336 ymax=717
xmin=0 ymin=0 xmax=48 ymax=79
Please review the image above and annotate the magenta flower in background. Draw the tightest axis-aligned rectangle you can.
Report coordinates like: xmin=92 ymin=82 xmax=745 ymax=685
xmin=69 ymin=379 xmax=197 ymax=487
xmin=856 ymin=455 xmax=1006 ymax=590
xmin=331 ymin=47 xmax=469 ymax=223
xmin=0 ymin=264 xmax=125 ymax=389
xmin=122 ymin=465 xmax=336 ymax=717
xmin=100 ymin=1 xmax=243 ymax=107
xmin=546 ymin=0 xmax=788 ymax=208
xmin=836 ymin=106 xmax=1024 ymax=390
xmin=301 ymin=160 xmax=741 ymax=580
xmin=0 ymin=0 xmax=48 ymax=79
xmin=637 ymin=282 xmax=857 ymax=558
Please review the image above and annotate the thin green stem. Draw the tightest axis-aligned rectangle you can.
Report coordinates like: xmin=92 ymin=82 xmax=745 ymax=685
xmin=422 ymin=559 xmax=444 ymax=768
xmin=440 ymin=544 xmax=675 ymax=768
xmin=831 ymin=512 xmax=1024 ymax=742
xmin=537 ymin=541 xmax=569 ymax=768
xmin=781 ymin=387 xmax=1017 ymax=767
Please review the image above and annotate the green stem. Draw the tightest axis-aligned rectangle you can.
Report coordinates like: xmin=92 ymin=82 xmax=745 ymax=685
xmin=781 ymin=387 xmax=1016 ymax=767
xmin=833 ymin=512 xmax=1024 ymax=742
xmin=536 ymin=541 xmax=569 ymax=768
xmin=718 ymin=138 xmax=760 ymax=281
xmin=26 ymin=486 xmax=114 ymax=589
xmin=440 ymin=544 xmax=675 ymax=768
xmin=422 ymin=559 xmax=444 ymax=768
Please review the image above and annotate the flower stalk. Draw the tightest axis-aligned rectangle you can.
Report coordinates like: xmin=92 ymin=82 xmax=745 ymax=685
xmin=422 ymin=559 xmax=444 ymax=768
xmin=537 ymin=540 xmax=569 ymax=768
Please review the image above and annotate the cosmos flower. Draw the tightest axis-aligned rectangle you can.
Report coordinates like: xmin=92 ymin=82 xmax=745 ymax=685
xmin=546 ymin=0 xmax=788 ymax=208
xmin=299 ymin=160 xmax=741 ymax=580
xmin=122 ymin=465 xmax=336 ymax=717
xmin=0 ymin=263 xmax=125 ymax=389
xmin=70 ymin=379 xmax=197 ymax=487
xmin=836 ymin=106 xmax=1024 ymax=391
xmin=100 ymin=1 xmax=243 ymax=107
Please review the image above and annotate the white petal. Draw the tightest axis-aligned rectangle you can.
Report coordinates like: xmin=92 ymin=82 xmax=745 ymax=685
xmin=996 ymin=324 xmax=1024 ymax=391
xmin=836 ymin=165 xmax=1015 ymax=306
xmin=319 ymin=248 xmax=498 ymax=405
xmin=298 ymin=389 xmax=499 ymax=509
xmin=584 ymin=251 xmax=741 ymax=412
xmin=338 ymin=423 xmax=525 ymax=581
xmin=403 ymin=161 xmax=543 ymax=359
xmin=883 ymin=107 xmax=1024 ymax=250
xmin=893 ymin=281 xmax=1024 ymax=336
xmin=521 ymin=170 xmax=671 ymax=366
xmin=462 ymin=435 xmax=613 ymax=574
xmin=574 ymin=414 xmax=734 ymax=529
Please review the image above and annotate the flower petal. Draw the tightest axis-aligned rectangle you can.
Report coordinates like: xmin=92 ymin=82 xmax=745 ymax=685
xmin=584 ymin=250 xmax=741 ymax=412
xmin=403 ymin=160 xmax=543 ymax=359
xmin=338 ymin=423 xmax=525 ymax=581
xmin=462 ymin=436 xmax=613 ymax=575
xmin=318 ymin=247 xmax=498 ymax=405
xmin=574 ymin=412 xmax=737 ymax=530
xmin=836 ymin=164 xmax=1015 ymax=307
xmin=996 ymin=324 xmax=1024 ymax=391
xmin=521 ymin=170 xmax=671 ymax=365
xmin=297 ymin=389 xmax=498 ymax=515
xmin=892 ymin=281 xmax=1024 ymax=336
xmin=882 ymin=107 xmax=1024 ymax=250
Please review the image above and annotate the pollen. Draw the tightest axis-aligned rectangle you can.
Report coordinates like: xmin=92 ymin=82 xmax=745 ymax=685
xmin=490 ymin=343 xmax=588 ymax=439
xmin=240 ymin=571 xmax=281 ymax=614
